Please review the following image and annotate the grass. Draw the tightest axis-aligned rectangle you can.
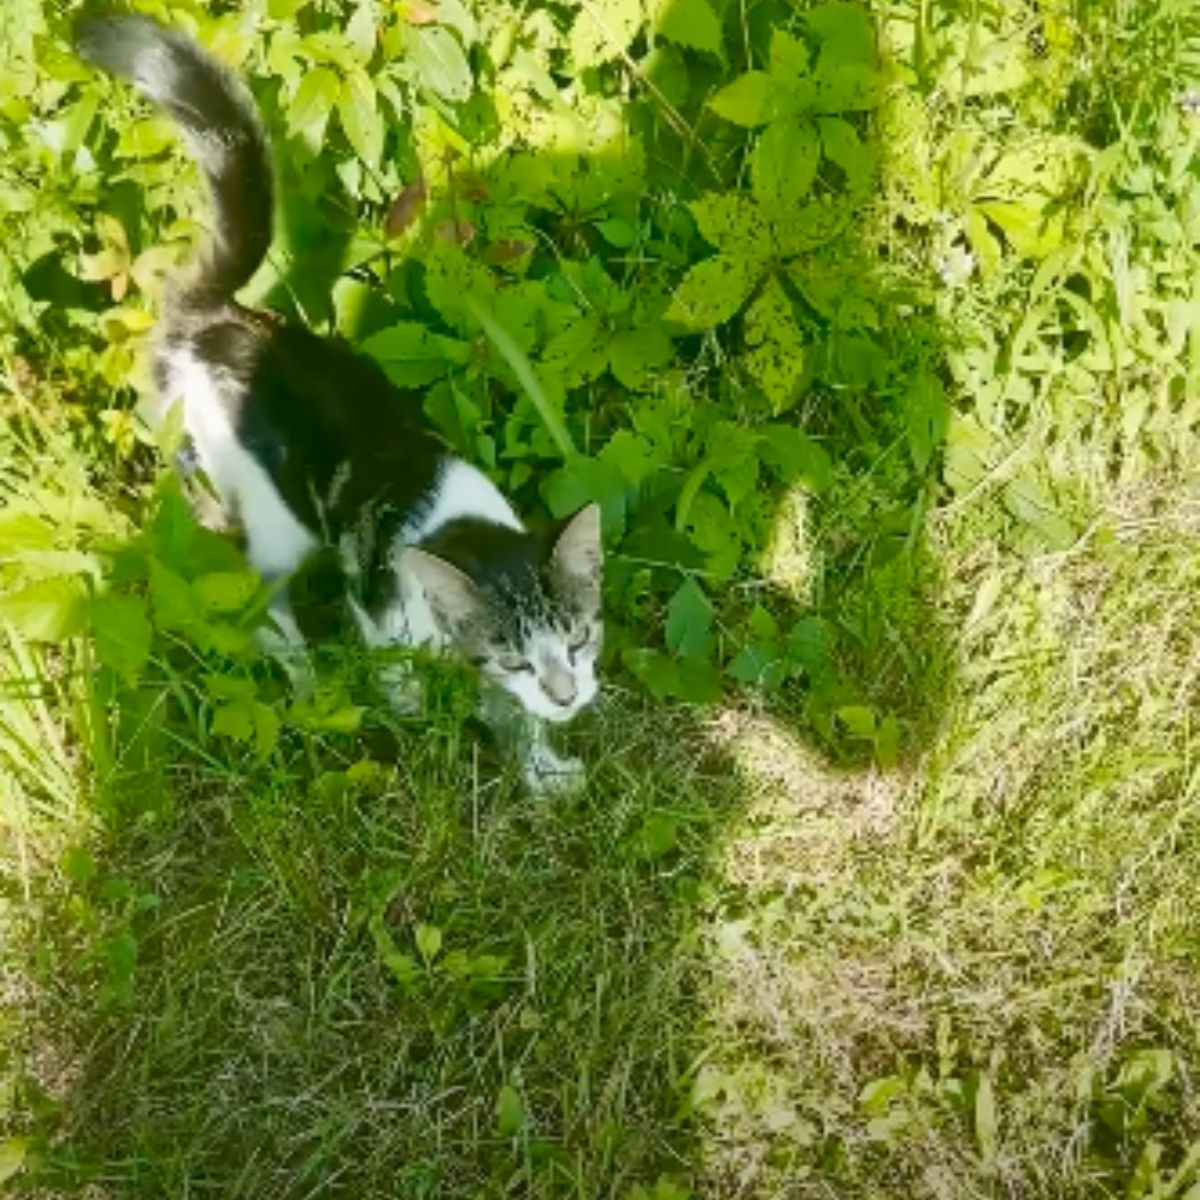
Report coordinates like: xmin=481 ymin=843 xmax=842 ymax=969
xmin=4 ymin=0 xmax=1200 ymax=1197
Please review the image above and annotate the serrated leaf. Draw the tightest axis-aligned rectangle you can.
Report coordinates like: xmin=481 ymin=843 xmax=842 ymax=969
xmin=409 ymin=24 xmax=474 ymax=102
xmin=288 ymin=66 xmax=339 ymax=142
xmin=743 ymin=277 xmax=806 ymax=413
xmin=665 ymin=255 xmax=758 ymax=329
xmin=570 ymin=0 xmax=643 ymax=70
xmin=337 ymin=70 xmax=384 ymax=165
xmin=806 ymin=2 xmax=876 ymax=65
xmin=609 ymin=326 xmax=673 ymax=388
xmin=817 ymin=116 xmax=877 ymax=192
xmin=666 ymin=578 xmax=713 ymax=660
xmin=91 ymin=593 xmax=151 ymax=679
xmin=752 ymin=119 xmax=821 ymax=210
xmin=653 ymin=0 xmax=723 ymax=57
xmin=496 ymin=1084 xmax=525 ymax=1136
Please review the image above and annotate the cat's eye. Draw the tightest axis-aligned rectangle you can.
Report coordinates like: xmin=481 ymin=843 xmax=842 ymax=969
xmin=498 ymin=655 xmax=533 ymax=674
xmin=567 ymin=626 xmax=590 ymax=652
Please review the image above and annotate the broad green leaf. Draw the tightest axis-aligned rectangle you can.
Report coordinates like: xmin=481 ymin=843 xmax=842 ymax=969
xmin=0 ymin=576 xmax=87 ymax=642
xmin=787 ymin=616 xmax=833 ymax=675
xmin=409 ymin=25 xmax=474 ymax=102
xmin=608 ymin=326 xmax=673 ymax=388
xmin=596 ymin=216 xmax=636 ymax=247
xmin=769 ymin=28 xmax=811 ymax=80
xmin=570 ymin=0 xmax=643 ymax=70
xmin=194 ymin=571 xmax=259 ymax=615
xmin=665 ymin=256 xmax=758 ymax=329
xmin=542 ymin=314 xmax=607 ymax=387
xmin=666 ymin=578 xmax=713 ymax=660
xmin=817 ymin=116 xmax=877 ymax=192
xmin=806 ymin=2 xmax=876 ymax=65
xmin=836 ymin=704 xmax=876 ymax=738
xmin=149 ymin=558 xmax=200 ymax=632
xmin=288 ymin=66 xmax=339 ymax=142
xmin=212 ymin=698 xmax=256 ymax=742
xmin=345 ymin=0 xmax=377 ymax=61
xmin=743 ymin=277 xmax=806 ymax=413
xmin=759 ymin=426 xmax=832 ymax=492
xmin=813 ymin=62 xmax=880 ymax=112
xmin=91 ymin=593 xmax=152 ymax=679
xmin=360 ymin=321 xmax=470 ymax=386
xmin=708 ymin=70 xmax=777 ymax=126
xmin=599 ymin=430 xmax=659 ymax=488
xmin=115 ymin=117 xmax=177 ymax=159
xmin=253 ymin=701 xmax=280 ymax=758
xmin=654 ymin=0 xmax=724 ymax=58
xmin=752 ymin=119 xmax=821 ymax=210
xmin=875 ymin=715 xmax=901 ymax=768
xmin=690 ymin=192 xmax=769 ymax=257
xmin=337 ymin=70 xmax=384 ymax=166
xmin=496 ymin=1084 xmax=526 ymax=1136
xmin=542 ymin=455 xmax=627 ymax=529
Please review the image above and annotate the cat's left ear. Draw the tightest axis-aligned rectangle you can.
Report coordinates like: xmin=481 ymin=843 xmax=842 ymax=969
xmin=401 ymin=547 xmax=485 ymax=636
xmin=550 ymin=503 xmax=602 ymax=608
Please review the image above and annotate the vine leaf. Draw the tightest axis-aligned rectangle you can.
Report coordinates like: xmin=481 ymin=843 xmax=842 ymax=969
xmin=743 ymin=277 xmax=806 ymax=413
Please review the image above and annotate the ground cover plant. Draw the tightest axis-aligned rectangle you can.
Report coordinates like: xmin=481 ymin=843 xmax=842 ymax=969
xmin=2 ymin=0 xmax=1199 ymax=1195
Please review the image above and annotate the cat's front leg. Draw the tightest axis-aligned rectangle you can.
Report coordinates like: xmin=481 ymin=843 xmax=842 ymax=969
xmin=478 ymin=685 xmax=586 ymax=796
xmin=258 ymin=595 xmax=315 ymax=697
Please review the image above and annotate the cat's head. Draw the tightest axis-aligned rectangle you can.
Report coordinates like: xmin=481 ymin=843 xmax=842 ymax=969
xmin=403 ymin=505 xmax=603 ymax=722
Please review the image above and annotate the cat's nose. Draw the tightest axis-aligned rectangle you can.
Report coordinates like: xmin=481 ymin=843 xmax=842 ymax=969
xmin=542 ymin=665 xmax=577 ymax=708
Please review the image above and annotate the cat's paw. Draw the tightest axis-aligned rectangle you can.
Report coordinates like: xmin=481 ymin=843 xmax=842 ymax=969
xmin=524 ymin=752 xmax=587 ymax=797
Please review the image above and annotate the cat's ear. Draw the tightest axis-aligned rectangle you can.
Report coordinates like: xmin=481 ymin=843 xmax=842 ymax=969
xmin=402 ymin=548 xmax=484 ymax=633
xmin=550 ymin=503 xmax=602 ymax=608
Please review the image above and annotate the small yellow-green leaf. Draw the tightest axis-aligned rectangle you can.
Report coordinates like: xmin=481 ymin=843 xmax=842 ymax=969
xmin=337 ymin=70 xmax=384 ymax=166
xmin=0 ymin=1137 xmax=29 ymax=1184
xmin=288 ymin=66 xmax=339 ymax=142
xmin=414 ymin=922 xmax=442 ymax=961
xmin=0 ymin=576 xmax=88 ymax=642
xmin=496 ymin=1083 xmax=526 ymax=1136
xmin=570 ymin=0 xmax=643 ymax=70
xmin=708 ymin=70 xmax=777 ymax=126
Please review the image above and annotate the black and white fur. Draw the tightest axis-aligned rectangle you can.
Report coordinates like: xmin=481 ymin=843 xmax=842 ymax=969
xmin=77 ymin=15 xmax=603 ymax=793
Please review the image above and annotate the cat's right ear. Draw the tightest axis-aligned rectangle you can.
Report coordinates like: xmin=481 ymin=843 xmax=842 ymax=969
xmin=401 ymin=548 xmax=484 ymax=634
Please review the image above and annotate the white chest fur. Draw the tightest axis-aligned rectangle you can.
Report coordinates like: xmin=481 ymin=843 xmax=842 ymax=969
xmin=161 ymin=348 xmax=317 ymax=578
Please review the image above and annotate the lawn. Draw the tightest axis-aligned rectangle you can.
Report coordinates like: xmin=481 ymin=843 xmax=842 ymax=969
xmin=2 ymin=0 xmax=1200 ymax=1196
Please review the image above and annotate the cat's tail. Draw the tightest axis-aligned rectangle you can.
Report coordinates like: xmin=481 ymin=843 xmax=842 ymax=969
xmin=76 ymin=14 xmax=273 ymax=307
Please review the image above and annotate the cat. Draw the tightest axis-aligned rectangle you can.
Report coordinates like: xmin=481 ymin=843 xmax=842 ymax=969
xmin=76 ymin=14 xmax=603 ymax=795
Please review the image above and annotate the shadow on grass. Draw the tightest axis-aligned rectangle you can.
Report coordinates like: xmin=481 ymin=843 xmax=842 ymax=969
xmin=3 ymin=3 xmax=956 ymax=1197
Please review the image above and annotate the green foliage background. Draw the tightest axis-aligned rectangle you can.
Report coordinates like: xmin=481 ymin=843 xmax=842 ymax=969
xmin=2 ymin=0 xmax=1200 ymax=1196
